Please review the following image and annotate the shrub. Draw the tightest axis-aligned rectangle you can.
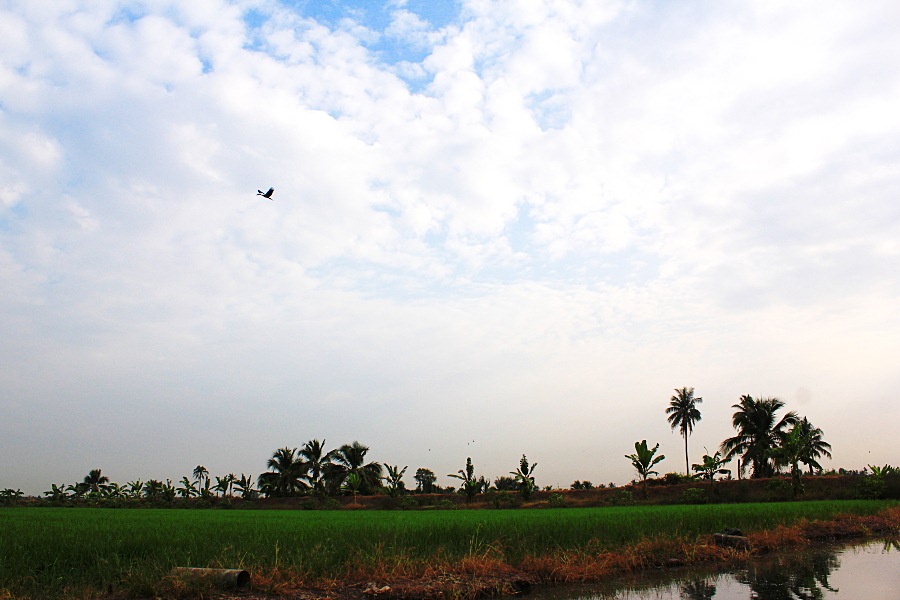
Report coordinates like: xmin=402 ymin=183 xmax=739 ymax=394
xmin=300 ymin=498 xmax=342 ymax=510
xmin=856 ymin=476 xmax=886 ymax=500
xmin=399 ymin=496 xmax=419 ymax=510
xmin=548 ymin=493 xmax=566 ymax=508
xmin=681 ymin=488 xmax=708 ymax=505
xmin=765 ymin=479 xmax=792 ymax=502
xmin=610 ymin=489 xmax=634 ymax=506
xmin=489 ymin=491 xmax=522 ymax=509
xmin=663 ymin=472 xmax=689 ymax=486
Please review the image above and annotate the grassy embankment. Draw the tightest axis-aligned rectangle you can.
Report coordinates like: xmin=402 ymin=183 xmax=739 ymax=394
xmin=1 ymin=500 xmax=898 ymax=599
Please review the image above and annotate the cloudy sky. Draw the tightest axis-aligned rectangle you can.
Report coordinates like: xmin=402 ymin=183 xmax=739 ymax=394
xmin=2 ymin=0 xmax=899 ymax=496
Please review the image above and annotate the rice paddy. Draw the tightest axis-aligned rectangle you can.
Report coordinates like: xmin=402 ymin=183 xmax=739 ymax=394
xmin=1 ymin=500 xmax=896 ymax=599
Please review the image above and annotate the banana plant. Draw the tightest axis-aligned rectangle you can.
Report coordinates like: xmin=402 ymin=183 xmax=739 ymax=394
xmin=143 ymin=479 xmax=163 ymax=500
xmin=510 ymin=454 xmax=538 ymax=500
xmin=868 ymin=464 xmax=897 ymax=477
xmin=234 ymin=474 xmax=258 ymax=499
xmin=212 ymin=475 xmax=236 ymax=498
xmin=126 ymin=480 xmax=144 ymax=499
xmin=44 ymin=483 xmax=69 ymax=502
xmin=101 ymin=482 xmax=125 ymax=500
xmin=626 ymin=440 xmax=665 ymax=497
xmin=66 ymin=483 xmax=87 ymax=499
xmin=448 ymin=457 xmax=482 ymax=503
xmin=383 ymin=464 xmax=408 ymax=497
xmin=177 ymin=477 xmax=198 ymax=498
xmin=0 ymin=488 xmax=24 ymax=505
xmin=692 ymin=450 xmax=730 ymax=481
xmin=342 ymin=472 xmax=363 ymax=503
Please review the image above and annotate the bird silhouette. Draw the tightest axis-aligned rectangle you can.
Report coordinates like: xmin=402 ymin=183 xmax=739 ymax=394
xmin=257 ymin=187 xmax=274 ymax=199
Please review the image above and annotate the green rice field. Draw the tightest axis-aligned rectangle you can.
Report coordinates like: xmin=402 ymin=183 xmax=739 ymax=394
xmin=1 ymin=500 xmax=895 ymax=598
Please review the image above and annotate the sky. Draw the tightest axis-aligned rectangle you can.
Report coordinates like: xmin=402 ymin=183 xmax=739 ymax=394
xmin=2 ymin=0 xmax=899 ymax=496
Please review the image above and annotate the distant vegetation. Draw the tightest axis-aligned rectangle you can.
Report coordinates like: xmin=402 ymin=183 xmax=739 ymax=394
xmin=3 ymin=389 xmax=897 ymax=507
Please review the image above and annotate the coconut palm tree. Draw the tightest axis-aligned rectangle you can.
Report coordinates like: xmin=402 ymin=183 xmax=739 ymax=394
xmin=771 ymin=423 xmax=811 ymax=496
xmin=795 ymin=417 xmax=832 ymax=474
xmin=261 ymin=447 xmax=307 ymax=497
xmin=666 ymin=387 xmax=703 ymax=475
xmin=326 ymin=441 xmax=383 ymax=496
xmin=83 ymin=469 xmax=110 ymax=494
xmin=626 ymin=440 xmax=665 ymax=497
xmin=298 ymin=439 xmax=334 ymax=499
xmin=192 ymin=465 xmax=209 ymax=488
xmin=720 ymin=395 xmax=798 ymax=479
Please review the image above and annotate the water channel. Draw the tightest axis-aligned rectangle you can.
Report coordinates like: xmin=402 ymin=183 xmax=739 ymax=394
xmin=527 ymin=540 xmax=900 ymax=599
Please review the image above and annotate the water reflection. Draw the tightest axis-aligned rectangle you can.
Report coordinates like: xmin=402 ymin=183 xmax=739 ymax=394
xmin=735 ymin=549 xmax=839 ymax=599
xmin=527 ymin=540 xmax=900 ymax=600
xmin=678 ymin=578 xmax=716 ymax=600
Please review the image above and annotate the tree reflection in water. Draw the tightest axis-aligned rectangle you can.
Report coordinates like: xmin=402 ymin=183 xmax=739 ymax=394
xmin=736 ymin=548 xmax=840 ymax=599
xmin=671 ymin=548 xmax=843 ymax=600
xmin=524 ymin=540 xmax=899 ymax=600
xmin=679 ymin=577 xmax=716 ymax=600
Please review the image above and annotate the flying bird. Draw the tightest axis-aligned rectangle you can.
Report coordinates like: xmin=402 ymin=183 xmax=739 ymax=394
xmin=257 ymin=187 xmax=274 ymax=199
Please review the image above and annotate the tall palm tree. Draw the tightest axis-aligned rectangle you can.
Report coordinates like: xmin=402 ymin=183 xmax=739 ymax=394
xmin=771 ymin=423 xmax=810 ymax=496
xmin=795 ymin=417 xmax=832 ymax=474
xmin=261 ymin=446 xmax=307 ymax=497
xmin=666 ymin=387 xmax=703 ymax=475
xmin=326 ymin=441 xmax=383 ymax=495
xmin=298 ymin=439 xmax=334 ymax=499
xmin=83 ymin=468 xmax=110 ymax=493
xmin=192 ymin=465 xmax=209 ymax=488
xmin=720 ymin=395 xmax=798 ymax=478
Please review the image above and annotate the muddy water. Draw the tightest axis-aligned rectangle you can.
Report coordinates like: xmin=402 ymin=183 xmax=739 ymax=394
xmin=527 ymin=540 xmax=900 ymax=599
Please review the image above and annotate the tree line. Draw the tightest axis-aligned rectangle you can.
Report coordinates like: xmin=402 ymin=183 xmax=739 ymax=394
xmin=8 ymin=389 xmax=895 ymax=505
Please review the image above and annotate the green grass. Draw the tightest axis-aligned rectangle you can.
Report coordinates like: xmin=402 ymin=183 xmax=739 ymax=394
xmin=0 ymin=500 xmax=895 ymax=598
